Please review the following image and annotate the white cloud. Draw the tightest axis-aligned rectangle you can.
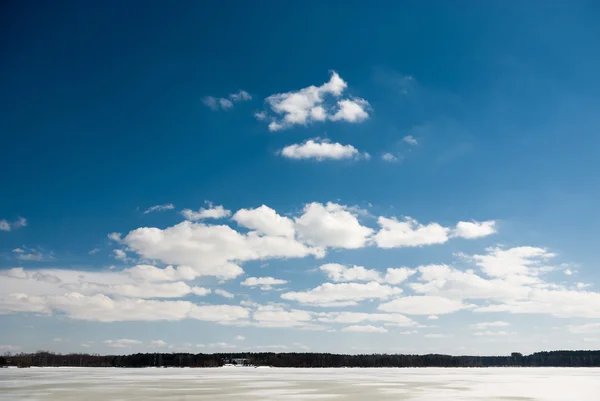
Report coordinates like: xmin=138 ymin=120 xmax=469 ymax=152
xmin=144 ymin=203 xmax=175 ymax=214
xmin=104 ymin=339 xmax=142 ymax=348
xmin=203 ymin=90 xmax=252 ymax=111
xmin=564 ymin=269 xmax=574 ymax=276
xmin=318 ymin=264 xmax=415 ymax=285
xmin=181 ymin=204 xmax=231 ymax=220
xmin=214 ymin=289 xmax=235 ymax=299
xmin=107 ymin=232 xmax=121 ymax=242
xmin=150 ymin=340 xmax=167 ymax=347
xmin=568 ymin=323 xmax=600 ymax=334
xmin=425 ymin=334 xmax=450 ymax=339
xmin=282 ymin=282 xmax=402 ymax=307
xmin=341 ymin=325 xmax=387 ymax=333
xmin=252 ymin=304 xmax=313 ymax=328
xmin=384 ymin=267 xmax=417 ymax=285
xmin=329 ymin=98 xmax=369 ymax=123
xmin=229 ymin=90 xmax=252 ymax=102
xmin=378 ymin=295 xmax=471 ymax=315
xmin=475 ymin=288 xmax=600 ymax=319
xmin=241 ymin=277 xmax=288 ymax=290
xmin=0 ymin=292 xmax=249 ymax=323
xmin=295 ymin=202 xmax=373 ymax=249
xmin=61 ymin=280 xmax=210 ymax=299
xmin=0 ymin=344 xmax=22 ymax=352
xmin=470 ymin=321 xmax=510 ymax=330
xmin=0 ymin=217 xmax=27 ymax=232
xmin=233 ymin=205 xmax=295 ymax=238
xmin=381 ymin=153 xmax=398 ymax=162
xmin=452 ymin=220 xmax=497 ymax=239
xmin=125 ymin=265 xmax=198 ymax=282
xmin=234 ymin=335 xmax=245 ymax=341
xmin=402 ymin=135 xmax=418 ymax=145
xmin=259 ymin=71 xmax=369 ymax=131
xmin=12 ymin=248 xmax=24 ymax=253
xmin=469 ymin=246 xmax=556 ymax=279
xmin=374 ymin=217 xmax=450 ymax=248
xmin=89 ymin=248 xmax=100 ymax=255
xmin=428 ymin=315 xmax=439 ymax=320
xmin=320 ymin=263 xmax=381 ymax=282
xmin=410 ymin=264 xmax=530 ymax=302
xmin=191 ymin=287 xmax=212 ymax=296
xmin=317 ymin=312 xmax=417 ymax=327
xmin=279 ymin=139 xmax=367 ymax=161
xmin=113 ymin=249 xmax=128 ymax=261
xmin=473 ymin=331 xmax=515 ymax=336
xmin=122 ymin=220 xmax=322 ymax=280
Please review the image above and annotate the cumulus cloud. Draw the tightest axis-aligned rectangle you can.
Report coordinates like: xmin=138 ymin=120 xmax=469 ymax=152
xmin=384 ymin=267 xmax=417 ymax=285
xmin=241 ymin=277 xmax=288 ymax=290
xmin=295 ymin=202 xmax=373 ymax=249
xmin=279 ymin=139 xmax=368 ymax=161
xmin=319 ymin=263 xmax=381 ymax=283
xmin=341 ymin=325 xmax=387 ymax=333
xmin=317 ymin=312 xmax=417 ymax=327
xmin=378 ymin=295 xmax=472 ymax=315
xmin=74 ymin=294 xmax=243 ymax=322
xmin=469 ymin=246 xmax=556 ymax=279
xmin=203 ymin=90 xmax=252 ymax=111
xmin=410 ymin=264 xmax=531 ymax=302
xmin=181 ymin=204 xmax=231 ymax=220
xmin=252 ymin=304 xmax=314 ymax=328
xmin=374 ymin=217 xmax=450 ymax=248
xmin=282 ymin=282 xmax=402 ymax=307
xmin=258 ymin=71 xmax=369 ymax=131
xmin=214 ymin=289 xmax=235 ymax=299
xmin=144 ymin=203 xmax=175 ymax=214
xmin=319 ymin=263 xmax=415 ymax=285
xmin=329 ymin=98 xmax=370 ymax=123
xmin=122 ymin=220 xmax=322 ymax=280
xmin=452 ymin=220 xmax=497 ymax=239
xmin=233 ymin=205 xmax=295 ymax=238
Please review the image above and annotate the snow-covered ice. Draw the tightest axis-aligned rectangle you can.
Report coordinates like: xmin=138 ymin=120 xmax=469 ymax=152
xmin=1 ymin=367 xmax=599 ymax=400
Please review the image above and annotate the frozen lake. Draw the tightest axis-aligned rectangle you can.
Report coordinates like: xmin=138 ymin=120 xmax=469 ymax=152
xmin=1 ymin=367 xmax=599 ymax=400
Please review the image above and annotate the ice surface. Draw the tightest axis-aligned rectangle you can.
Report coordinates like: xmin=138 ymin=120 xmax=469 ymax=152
xmin=1 ymin=367 xmax=599 ymax=400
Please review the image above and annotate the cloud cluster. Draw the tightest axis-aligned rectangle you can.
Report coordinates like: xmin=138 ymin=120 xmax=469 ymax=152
xmin=258 ymin=72 xmax=369 ymax=131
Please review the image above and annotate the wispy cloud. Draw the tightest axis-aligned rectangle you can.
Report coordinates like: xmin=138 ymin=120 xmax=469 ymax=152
xmin=0 ymin=217 xmax=27 ymax=232
xmin=203 ymin=90 xmax=252 ymax=111
xmin=144 ymin=203 xmax=175 ymax=214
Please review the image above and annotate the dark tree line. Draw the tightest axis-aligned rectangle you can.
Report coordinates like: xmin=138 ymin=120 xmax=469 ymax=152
xmin=3 ymin=350 xmax=600 ymax=368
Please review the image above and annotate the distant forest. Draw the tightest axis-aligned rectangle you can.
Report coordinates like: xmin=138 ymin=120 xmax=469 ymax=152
xmin=3 ymin=350 xmax=600 ymax=368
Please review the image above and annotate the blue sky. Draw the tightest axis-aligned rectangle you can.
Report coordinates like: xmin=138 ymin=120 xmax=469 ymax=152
xmin=2 ymin=0 xmax=600 ymax=355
